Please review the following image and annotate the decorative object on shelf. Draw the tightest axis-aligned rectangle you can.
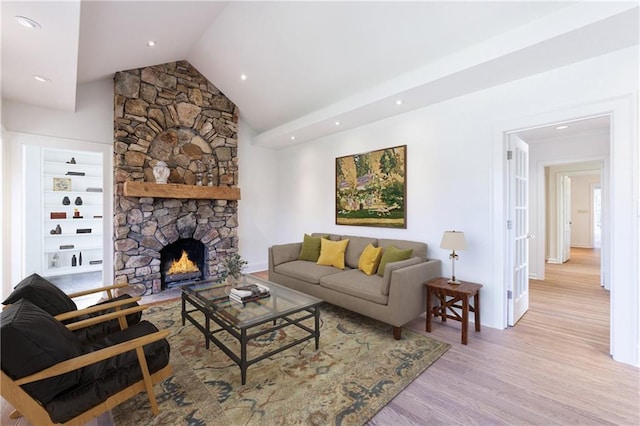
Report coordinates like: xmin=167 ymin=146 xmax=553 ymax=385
xmin=73 ymin=208 xmax=81 ymax=218
xmin=62 ymin=196 xmax=70 ymax=205
xmin=59 ymin=244 xmax=74 ymax=249
xmin=79 ymin=251 xmax=83 ymax=266
xmin=86 ymin=187 xmax=103 ymax=192
xmin=76 ymin=228 xmax=92 ymax=234
xmin=50 ymin=253 xmax=60 ymax=268
xmin=153 ymin=161 xmax=170 ymax=184
xmin=71 ymin=254 xmax=77 ymax=267
xmin=440 ymin=230 xmax=467 ymax=284
xmin=74 ymin=196 xmax=83 ymax=205
xmin=66 ymin=157 xmax=76 ymax=164
xmin=50 ymin=212 xmax=66 ymax=219
xmin=54 ymin=224 xmax=62 ymax=234
xmin=195 ymin=173 xmax=203 ymax=186
xmin=93 ymin=215 xmax=103 ymax=218
xmin=207 ymin=172 xmax=214 ymax=186
xmin=89 ymin=260 xmax=103 ymax=265
xmin=66 ymin=171 xmax=86 ymax=176
xmin=53 ymin=177 xmax=71 ymax=192
xmin=336 ymin=145 xmax=407 ymax=228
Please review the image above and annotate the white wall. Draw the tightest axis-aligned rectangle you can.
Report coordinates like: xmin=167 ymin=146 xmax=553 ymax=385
xmin=237 ymin=119 xmax=278 ymax=273
xmin=267 ymin=46 xmax=638 ymax=364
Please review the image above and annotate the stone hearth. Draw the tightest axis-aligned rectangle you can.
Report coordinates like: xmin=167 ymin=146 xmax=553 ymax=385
xmin=113 ymin=60 xmax=239 ymax=294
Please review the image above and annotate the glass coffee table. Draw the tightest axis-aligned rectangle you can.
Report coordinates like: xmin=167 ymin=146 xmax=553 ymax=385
xmin=181 ymin=275 xmax=323 ymax=385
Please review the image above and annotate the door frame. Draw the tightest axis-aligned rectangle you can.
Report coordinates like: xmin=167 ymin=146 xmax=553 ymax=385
xmin=491 ymin=95 xmax=638 ymax=366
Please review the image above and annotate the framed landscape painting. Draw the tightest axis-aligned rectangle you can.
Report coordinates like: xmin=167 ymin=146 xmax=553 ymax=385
xmin=336 ymin=145 xmax=406 ymax=228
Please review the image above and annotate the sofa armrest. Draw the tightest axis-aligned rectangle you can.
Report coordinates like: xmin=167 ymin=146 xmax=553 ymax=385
xmin=386 ymin=259 xmax=441 ymax=326
xmin=269 ymin=243 xmax=302 ymax=269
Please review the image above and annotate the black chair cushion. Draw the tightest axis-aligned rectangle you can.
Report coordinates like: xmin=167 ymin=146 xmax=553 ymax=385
xmin=44 ymin=321 xmax=171 ymax=424
xmin=2 ymin=273 xmax=77 ymax=316
xmin=69 ymin=294 xmax=143 ymax=343
xmin=0 ymin=299 xmax=84 ymax=404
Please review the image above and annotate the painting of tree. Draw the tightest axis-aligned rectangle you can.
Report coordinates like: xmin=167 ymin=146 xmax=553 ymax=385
xmin=335 ymin=145 xmax=406 ymax=228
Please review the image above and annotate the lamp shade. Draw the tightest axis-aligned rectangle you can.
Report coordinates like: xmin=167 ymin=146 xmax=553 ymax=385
xmin=440 ymin=231 xmax=467 ymax=251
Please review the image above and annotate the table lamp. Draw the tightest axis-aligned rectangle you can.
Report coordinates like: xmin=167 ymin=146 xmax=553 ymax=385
xmin=440 ymin=231 xmax=467 ymax=284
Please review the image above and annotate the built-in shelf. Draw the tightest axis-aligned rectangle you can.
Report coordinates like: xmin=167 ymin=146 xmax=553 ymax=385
xmin=123 ymin=181 xmax=241 ymax=200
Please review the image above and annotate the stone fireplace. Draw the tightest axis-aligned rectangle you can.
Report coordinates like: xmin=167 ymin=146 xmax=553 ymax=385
xmin=113 ymin=61 xmax=239 ymax=294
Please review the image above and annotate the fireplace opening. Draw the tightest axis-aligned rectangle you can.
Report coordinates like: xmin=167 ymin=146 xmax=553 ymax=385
xmin=160 ymin=238 xmax=206 ymax=289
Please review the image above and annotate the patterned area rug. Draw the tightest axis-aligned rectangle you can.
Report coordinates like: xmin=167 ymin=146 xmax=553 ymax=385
xmin=112 ymin=300 xmax=449 ymax=425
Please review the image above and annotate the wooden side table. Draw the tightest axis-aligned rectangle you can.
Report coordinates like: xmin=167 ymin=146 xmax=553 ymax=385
xmin=425 ymin=277 xmax=482 ymax=345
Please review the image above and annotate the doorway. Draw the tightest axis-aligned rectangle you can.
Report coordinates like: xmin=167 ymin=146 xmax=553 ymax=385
xmin=506 ymin=115 xmax=610 ymax=326
xmin=496 ymin=97 xmax=638 ymax=365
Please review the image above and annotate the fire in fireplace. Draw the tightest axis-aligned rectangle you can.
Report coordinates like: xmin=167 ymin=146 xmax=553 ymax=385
xmin=160 ymin=238 xmax=206 ymax=288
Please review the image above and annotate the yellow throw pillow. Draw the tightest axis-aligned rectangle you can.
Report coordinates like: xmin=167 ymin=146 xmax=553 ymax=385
xmin=317 ymin=238 xmax=350 ymax=269
xmin=358 ymin=243 xmax=383 ymax=276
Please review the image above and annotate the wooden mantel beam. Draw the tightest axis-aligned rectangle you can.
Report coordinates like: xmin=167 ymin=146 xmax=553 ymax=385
xmin=123 ymin=181 xmax=241 ymax=200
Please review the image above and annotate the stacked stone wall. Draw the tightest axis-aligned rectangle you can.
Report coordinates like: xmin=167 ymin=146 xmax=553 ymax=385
xmin=113 ymin=60 xmax=239 ymax=293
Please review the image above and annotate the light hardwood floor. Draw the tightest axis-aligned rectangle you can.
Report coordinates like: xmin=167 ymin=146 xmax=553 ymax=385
xmin=369 ymin=248 xmax=639 ymax=425
xmin=3 ymin=249 xmax=638 ymax=425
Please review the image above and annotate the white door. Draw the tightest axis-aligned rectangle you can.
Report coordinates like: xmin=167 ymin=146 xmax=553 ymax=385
xmin=560 ymin=176 xmax=572 ymax=262
xmin=507 ymin=135 xmax=530 ymax=326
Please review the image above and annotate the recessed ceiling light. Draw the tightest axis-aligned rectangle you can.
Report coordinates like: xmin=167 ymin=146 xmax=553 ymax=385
xmin=290 ymin=136 xmax=296 ymax=140
xmin=555 ymin=125 xmax=569 ymax=130
xmin=335 ymin=121 xmax=340 ymax=126
xmin=395 ymin=99 xmax=403 ymax=105
xmin=146 ymin=40 xmax=156 ymax=47
xmin=33 ymin=75 xmax=50 ymax=83
xmin=16 ymin=16 xmax=41 ymax=29
xmin=240 ymin=74 xmax=247 ymax=81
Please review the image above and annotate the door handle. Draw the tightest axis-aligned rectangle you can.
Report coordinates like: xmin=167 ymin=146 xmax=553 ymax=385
xmin=526 ymin=233 xmax=535 ymax=239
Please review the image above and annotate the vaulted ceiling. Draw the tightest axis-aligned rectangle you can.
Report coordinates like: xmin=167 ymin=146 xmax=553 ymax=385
xmin=1 ymin=1 xmax=638 ymax=148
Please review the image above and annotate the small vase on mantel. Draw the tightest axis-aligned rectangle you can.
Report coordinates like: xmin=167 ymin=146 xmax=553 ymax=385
xmin=153 ymin=161 xmax=170 ymax=184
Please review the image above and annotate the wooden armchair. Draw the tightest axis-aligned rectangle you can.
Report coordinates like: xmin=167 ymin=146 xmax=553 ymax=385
xmin=1 ymin=298 xmax=172 ymax=425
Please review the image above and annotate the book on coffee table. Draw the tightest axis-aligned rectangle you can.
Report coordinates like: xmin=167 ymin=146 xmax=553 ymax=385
xmin=229 ymin=283 xmax=270 ymax=304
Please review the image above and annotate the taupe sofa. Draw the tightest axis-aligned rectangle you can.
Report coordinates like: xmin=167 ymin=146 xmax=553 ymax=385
xmin=268 ymin=233 xmax=441 ymax=339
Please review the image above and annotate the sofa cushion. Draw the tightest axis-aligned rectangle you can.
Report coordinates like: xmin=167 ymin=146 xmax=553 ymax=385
xmin=378 ymin=238 xmax=428 ymax=261
xmin=298 ymin=234 xmax=327 ymax=262
xmin=358 ymin=243 xmax=383 ymax=275
xmin=3 ymin=273 xmax=77 ymax=316
xmin=1 ymin=299 xmax=84 ymax=404
xmin=342 ymin=235 xmax=378 ymax=269
xmin=274 ymin=260 xmax=343 ymax=284
xmin=317 ymin=238 xmax=350 ymax=269
xmin=319 ymin=269 xmax=388 ymax=305
xmin=381 ymin=256 xmax=423 ymax=295
xmin=377 ymin=245 xmax=413 ymax=276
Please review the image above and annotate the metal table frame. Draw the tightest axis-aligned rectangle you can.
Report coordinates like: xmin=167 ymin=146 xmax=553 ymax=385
xmin=181 ymin=291 xmax=321 ymax=385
